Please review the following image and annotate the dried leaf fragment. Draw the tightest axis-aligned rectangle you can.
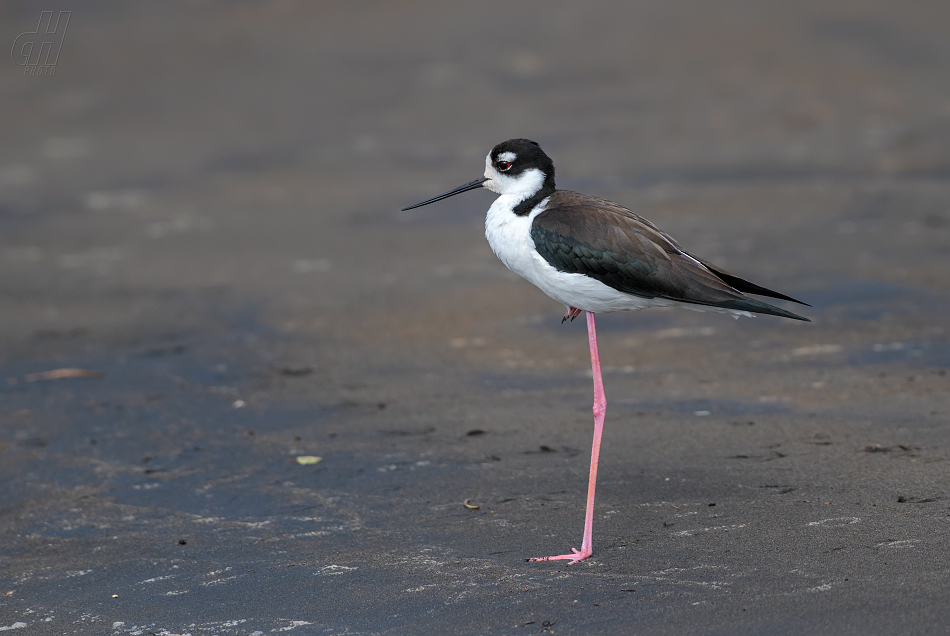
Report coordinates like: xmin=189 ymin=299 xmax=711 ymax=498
xmin=24 ymin=368 xmax=104 ymax=382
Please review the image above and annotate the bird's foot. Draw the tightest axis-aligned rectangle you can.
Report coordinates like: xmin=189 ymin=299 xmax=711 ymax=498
xmin=561 ymin=307 xmax=583 ymax=324
xmin=529 ymin=547 xmax=592 ymax=565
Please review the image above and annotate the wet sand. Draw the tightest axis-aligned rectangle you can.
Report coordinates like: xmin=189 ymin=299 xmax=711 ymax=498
xmin=1 ymin=2 xmax=949 ymax=634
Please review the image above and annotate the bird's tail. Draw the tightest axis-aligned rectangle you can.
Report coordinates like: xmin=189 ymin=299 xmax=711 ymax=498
xmin=715 ymin=297 xmax=811 ymax=321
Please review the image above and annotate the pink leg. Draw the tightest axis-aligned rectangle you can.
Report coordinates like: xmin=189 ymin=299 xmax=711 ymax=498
xmin=531 ymin=311 xmax=606 ymax=565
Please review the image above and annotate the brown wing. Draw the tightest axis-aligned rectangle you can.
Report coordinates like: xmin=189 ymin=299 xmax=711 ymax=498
xmin=530 ymin=191 xmax=809 ymax=320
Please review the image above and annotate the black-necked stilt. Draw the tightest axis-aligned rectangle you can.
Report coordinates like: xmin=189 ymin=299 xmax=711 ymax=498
xmin=402 ymin=138 xmax=809 ymax=565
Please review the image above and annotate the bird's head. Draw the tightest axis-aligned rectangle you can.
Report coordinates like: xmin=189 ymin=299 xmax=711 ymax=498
xmin=483 ymin=138 xmax=555 ymax=198
xmin=401 ymin=138 xmax=555 ymax=211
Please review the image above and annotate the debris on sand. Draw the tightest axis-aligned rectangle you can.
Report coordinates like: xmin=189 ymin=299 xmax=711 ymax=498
xmin=22 ymin=368 xmax=104 ymax=383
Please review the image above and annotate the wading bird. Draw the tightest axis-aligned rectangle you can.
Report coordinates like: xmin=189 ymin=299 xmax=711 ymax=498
xmin=402 ymin=138 xmax=809 ymax=564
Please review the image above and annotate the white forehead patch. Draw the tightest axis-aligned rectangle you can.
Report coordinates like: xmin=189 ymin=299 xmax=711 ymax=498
xmin=497 ymin=151 xmax=516 ymax=162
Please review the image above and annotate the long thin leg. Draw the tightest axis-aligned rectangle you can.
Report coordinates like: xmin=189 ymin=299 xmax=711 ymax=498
xmin=531 ymin=310 xmax=606 ymax=565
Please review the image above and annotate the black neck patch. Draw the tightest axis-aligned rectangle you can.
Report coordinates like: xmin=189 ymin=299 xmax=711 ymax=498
xmin=512 ymin=181 xmax=556 ymax=216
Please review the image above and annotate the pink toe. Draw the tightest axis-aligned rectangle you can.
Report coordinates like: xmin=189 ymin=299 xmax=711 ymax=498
xmin=529 ymin=549 xmax=592 ymax=565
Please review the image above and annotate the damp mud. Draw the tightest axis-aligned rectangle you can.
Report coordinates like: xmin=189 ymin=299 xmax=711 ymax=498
xmin=1 ymin=2 xmax=950 ymax=634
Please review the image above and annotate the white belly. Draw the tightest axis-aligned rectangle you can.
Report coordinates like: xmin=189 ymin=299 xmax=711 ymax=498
xmin=484 ymin=196 xmax=749 ymax=317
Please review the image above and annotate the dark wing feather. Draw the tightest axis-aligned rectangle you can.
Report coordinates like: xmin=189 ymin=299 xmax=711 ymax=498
xmin=687 ymin=257 xmax=810 ymax=306
xmin=530 ymin=191 xmax=809 ymax=321
xmin=604 ymin=203 xmax=810 ymax=307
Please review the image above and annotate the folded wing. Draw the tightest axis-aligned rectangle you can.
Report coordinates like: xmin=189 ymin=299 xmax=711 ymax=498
xmin=530 ymin=191 xmax=809 ymax=321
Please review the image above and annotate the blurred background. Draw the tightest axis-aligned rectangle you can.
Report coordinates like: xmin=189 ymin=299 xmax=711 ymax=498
xmin=1 ymin=1 xmax=949 ymax=634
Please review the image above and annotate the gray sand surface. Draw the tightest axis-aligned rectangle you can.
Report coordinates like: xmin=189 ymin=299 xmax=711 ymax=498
xmin=1 ymin=2 xmax=949 ymax=634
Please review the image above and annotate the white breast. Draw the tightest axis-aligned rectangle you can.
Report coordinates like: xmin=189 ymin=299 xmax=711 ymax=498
xmin=484 ymin=195 xmax=546 ymax=285
xmin=484 ymin=198 xmax=751 ymax=318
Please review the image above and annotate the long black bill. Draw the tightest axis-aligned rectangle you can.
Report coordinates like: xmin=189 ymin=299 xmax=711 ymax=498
xmin=401 ymin=177 xmax=489 ymax=211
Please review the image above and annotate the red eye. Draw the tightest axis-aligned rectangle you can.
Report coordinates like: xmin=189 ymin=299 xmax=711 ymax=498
xmin=497 ymin=161 xmax=511 ymax=171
